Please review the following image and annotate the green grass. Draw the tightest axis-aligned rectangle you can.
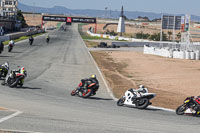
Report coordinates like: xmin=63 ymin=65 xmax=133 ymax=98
xmin=81 ymin=35 xmax=110 ymax=40
xmin=57 ymin=22 xmax=62 ymax=29
xmin=3 ymin=32 xmax=45 ymax=45
xmin=78 ymin=24 xmax=111 ymax=40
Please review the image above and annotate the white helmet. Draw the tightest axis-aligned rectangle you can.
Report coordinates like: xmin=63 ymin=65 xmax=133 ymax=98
xmin=139 ymin=85 xmax=148 ymax=93
xmin=139 ymin=85 xmax=144 ymax=89
xmin=4 ymin=62 xmax=9 ymax=70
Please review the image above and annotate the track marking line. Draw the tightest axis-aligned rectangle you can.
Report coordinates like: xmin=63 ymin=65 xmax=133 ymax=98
xmin=78 ymin=27 xmax=176 ymax=112
xmin=79 ymin=31 xmax=117 ymax=101
xmin=0 ymin=129 xmax=43 ymax=133
xmin=0 ymin=108 xmax=23 ymax=123
xmin=0 ymin=107 xmax=8 ymax=111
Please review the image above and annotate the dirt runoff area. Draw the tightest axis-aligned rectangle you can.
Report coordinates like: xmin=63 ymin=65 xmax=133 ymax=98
xmin=91 ymin=51 xmax=200 ymax=109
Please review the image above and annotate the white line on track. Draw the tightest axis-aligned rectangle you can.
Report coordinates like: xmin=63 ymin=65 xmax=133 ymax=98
xmin=0 ymin=129 xmax=43 ymax=133
xmin=79 ymin=26 xmax=175 ymax=112
xmin=79 ymin=32 xmax=117 ymax=101
xmin=0 ymin=108 xmax=23 ymax=123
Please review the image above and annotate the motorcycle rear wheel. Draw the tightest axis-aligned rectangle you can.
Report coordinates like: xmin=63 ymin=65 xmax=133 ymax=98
xmin=8 ymin=48 xmax=12 ymax=52
xmin=136 ymin=98 xmax=149 ymax=109
xmin=117 ymin=97 xmax=125 ymax=106
xmin=82 ymin=89 xmax=92 ymax=98
xmin=176 ymin=104 xmax=186 ymax=115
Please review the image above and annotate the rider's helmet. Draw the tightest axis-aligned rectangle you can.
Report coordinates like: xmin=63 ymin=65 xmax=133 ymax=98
xmin=46 ymin=34 xmax=49 ymax=38
xmin=10 ymin=40 xmax=14 ymax=45
xmin=20 ymin=67 xmax=26 ymax=75
xmin=139 ymin=85 xmax=148 ymax=93
xmin=4 ymin=62 xmax=9 ymax=70
xmin=91 ymin=74 xmax=96 ymax=79
xmin=139 ymin=85 xmax=144 ymax=89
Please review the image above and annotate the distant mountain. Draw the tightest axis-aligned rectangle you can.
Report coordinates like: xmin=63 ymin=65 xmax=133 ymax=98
xmin=18 ymin=2 xmax=200 ymax=21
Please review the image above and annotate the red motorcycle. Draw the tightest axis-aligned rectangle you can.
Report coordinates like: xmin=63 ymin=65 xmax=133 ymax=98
xmin=71 ymin=79 xmax=99 ymax=98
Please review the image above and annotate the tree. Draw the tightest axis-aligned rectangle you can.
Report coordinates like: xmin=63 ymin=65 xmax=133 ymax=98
xmin=16 ymin=10 xmax=28 ymax=28
xmin=177 ymin=32 xmax=181 ymax=40
xmin=135 ymin=32 xmax=150 ymax=39
xmin=168 ymin=31 xmax=172 ymax=40
xmin=149 ymin=32 xmax=167 ymax=41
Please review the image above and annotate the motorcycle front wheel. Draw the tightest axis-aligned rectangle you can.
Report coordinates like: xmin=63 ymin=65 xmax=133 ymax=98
xmin=7 ymin=78 xmax=17 ymax=88
xmin=117 ymin=97 xmax=125 ymax=106
xmin=176 ymin=104 xmax=187 ymax=115
xmin=71 ymin=89 xmax=77 ymax=96
xmin=136 ymin=98 xmax=149 ymax=109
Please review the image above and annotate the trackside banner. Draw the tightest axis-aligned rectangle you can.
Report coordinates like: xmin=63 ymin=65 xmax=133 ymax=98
xmin=42 ymin=16 xmax=96 ymax=23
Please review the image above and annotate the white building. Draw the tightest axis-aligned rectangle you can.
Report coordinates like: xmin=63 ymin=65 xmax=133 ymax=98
xmin=0 ymin=0 xmax=18 ymax=19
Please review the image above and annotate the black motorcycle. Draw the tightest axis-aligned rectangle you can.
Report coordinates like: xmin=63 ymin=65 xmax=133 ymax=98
xmin=46 ymin=38 xmax=50 ymax=43
xmin=0 ymin=42 xmax=4 ymax=54
xmin=71 ymin=79 xmax=99 ymax=98
xmin=176 ymin=96 xmax=200 ymax=116
xmin=0 ymin=62 xmax=9 ymax=79
xmin=29 ymin=40 xmax=33 ymax=45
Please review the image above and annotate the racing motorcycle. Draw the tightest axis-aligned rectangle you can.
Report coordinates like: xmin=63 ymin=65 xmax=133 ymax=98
xmin=1 ymin=67 xmax=27 ymax=88
xmin=117 ymin=88 xmax=156 ymax=109
xmin=71 ymin=79 xmax=99 ymax=98
xmin=46 ymin=37 xmax=50 ymax=43
xmin=8 ymin=42 xmax=14 ymax=52
xmin=0 ymin=62 xmax=9 ymax=79
xmin=29 ymin=40 xmax=33 ymax=45
xmin=176 ymin=96 xmax=200 ymax=116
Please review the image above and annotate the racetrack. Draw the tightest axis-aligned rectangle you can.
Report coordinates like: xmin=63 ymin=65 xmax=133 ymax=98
xmin=0 ymin=24 xmax=199 ymax=133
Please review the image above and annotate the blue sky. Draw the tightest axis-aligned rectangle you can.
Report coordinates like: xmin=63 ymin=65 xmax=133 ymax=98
xmin=19 ymin=0 xmax=200 ymax=16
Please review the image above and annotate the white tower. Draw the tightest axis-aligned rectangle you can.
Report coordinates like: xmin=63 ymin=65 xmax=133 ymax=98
xmin=117 ymin=6 xmax=125 ymax=36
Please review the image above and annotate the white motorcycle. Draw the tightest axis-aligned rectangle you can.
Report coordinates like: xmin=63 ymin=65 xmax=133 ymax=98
xmin=117 ymin=87 xmax=156 ymax=109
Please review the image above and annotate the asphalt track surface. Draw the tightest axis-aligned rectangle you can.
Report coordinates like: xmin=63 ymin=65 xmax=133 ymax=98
xmin=0 ymin=24 xmax=199 ymax=133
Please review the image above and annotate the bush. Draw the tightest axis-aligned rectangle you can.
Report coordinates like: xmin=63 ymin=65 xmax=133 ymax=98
xmin=105 ymin=29 xmax=117 ymax=36
xmin=148 ymin=32 xmax=167 ymax=41
xmin=135 ymin=32 xmax=150 ymax=39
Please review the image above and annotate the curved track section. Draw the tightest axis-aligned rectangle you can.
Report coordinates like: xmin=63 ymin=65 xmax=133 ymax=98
xmin=0 ymin=24 xmax=199 ymax=133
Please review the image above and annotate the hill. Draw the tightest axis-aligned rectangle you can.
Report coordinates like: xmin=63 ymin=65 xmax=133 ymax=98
xmin=18 ymin=2 xmax=200 ymax=21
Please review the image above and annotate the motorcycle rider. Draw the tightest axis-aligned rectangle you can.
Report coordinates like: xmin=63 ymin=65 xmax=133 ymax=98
xmin=29 ymin=36 xmax=34 ymax=45
xmin=46 ymin=34 xmax=50 ymax=43
xmin=0 ymin=41 xmax=4 ymax=54
xmin=130 ymin=85 xmax=148 ymax=98
xmin=8 ymin=40 xmax=15 ymax=48
xmin=0 ymin=62 xmax=9 ymax=78
xmin=193 ymin=96 xmax=200 ymax=115
xmin=8 ymin=40 xmax=15 ymax=52
xmin=88 ymin=75 xmax=99 ymax=95
xmin=80 ymin=75 xmax=99 ymax=95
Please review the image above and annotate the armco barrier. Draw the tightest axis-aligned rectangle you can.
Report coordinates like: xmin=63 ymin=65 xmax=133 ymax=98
xmin=0 ymin=35 xmax=10 ymax=42
xmin=9 ymin=29 xmax=45 ymax=40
